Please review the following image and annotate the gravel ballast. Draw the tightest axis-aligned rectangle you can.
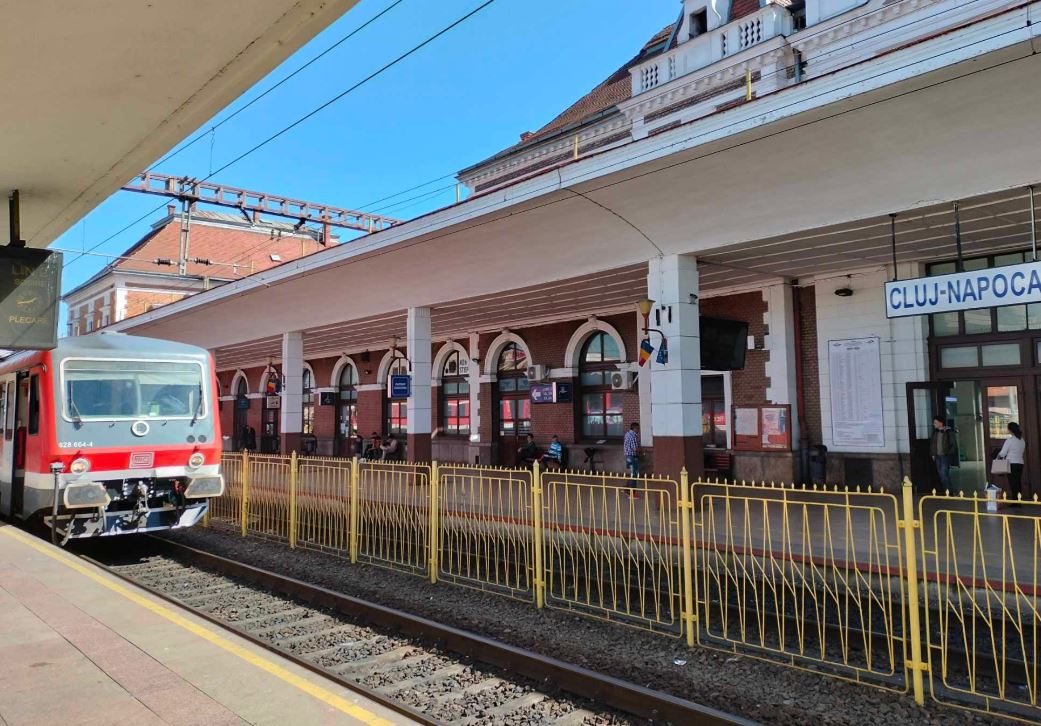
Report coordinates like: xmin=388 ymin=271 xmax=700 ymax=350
xmin=166 ymin=526 xmax=1006 ymax=725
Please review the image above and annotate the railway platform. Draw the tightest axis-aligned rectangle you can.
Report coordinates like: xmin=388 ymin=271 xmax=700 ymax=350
xmin=0 ymin=523 xmax=412 ymax=726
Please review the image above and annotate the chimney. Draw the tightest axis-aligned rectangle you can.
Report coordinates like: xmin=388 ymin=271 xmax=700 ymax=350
xmin=166 ymin=204 xmax=176 ymax=216
xmin=519 ymin=131 xmax=534 ymax=142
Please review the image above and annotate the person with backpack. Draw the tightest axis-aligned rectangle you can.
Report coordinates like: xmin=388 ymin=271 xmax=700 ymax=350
xmin=930 ymin=415 xmax=955 ymax=492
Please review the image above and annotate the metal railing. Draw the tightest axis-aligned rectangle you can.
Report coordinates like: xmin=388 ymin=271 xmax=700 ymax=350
xmin=206 ymin=451 xmax=1041 ymax=722
xmin=542 ymin=469 xmax=683 ymax=635
xmin=692 ymin=480 xmax=908 ymax=691
xmin=438 ymin=464 xmax=534 ymax=601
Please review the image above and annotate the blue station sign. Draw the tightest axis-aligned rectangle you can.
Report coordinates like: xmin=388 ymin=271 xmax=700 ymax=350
xmin=390 ymin=374 xmax=411 ymax=398
xmin=885 ymin=261 xmax=1041 ymax=318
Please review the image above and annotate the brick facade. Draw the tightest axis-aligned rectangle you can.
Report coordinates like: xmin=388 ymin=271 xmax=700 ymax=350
xmin=214 ymin=295 xmax=816 ymax=476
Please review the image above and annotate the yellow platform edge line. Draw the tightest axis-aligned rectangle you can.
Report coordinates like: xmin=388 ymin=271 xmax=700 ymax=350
xmin=0 ymin=527 xmax=397 ymax=726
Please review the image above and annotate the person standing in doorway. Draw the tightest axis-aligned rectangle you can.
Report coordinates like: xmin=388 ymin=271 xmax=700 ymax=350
xmin=997 ymin=422 xmax=1026 ymax=505
xmin=930 ymin=415 xmax=955 ymax=492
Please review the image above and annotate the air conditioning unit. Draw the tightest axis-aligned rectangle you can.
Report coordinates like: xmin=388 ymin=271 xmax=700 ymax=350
xmin=610 ymin=371 xmax=635 ymax=390
xmin=526 ymin=364 xmax=547 ymax=382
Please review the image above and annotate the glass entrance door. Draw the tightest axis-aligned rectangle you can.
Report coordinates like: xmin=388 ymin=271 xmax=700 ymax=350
xmin=907 ymin=382 xmax=950 ymax=494
xmin=945 ymin=381 xmax=985 ymax=494
xmin=983 ymin=380 xmax=1022 ymax=469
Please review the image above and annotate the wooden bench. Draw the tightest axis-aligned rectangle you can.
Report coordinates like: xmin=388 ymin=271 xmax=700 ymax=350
xmin=704 ymin=450 xmax=732 ymax=480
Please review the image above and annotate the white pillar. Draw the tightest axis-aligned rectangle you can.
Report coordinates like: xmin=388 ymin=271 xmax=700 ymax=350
xmin=647 ymin=254 xmax=702 ymax=475
xmin=468 ymin=332 xmax=481 ymax=443
xmin=407 ymin=307 xmax=432 ymax=459
xmin=763 ymin=283 xmax=800 ymax=449
xmin=280 ymin=331 xmax=303 ymax=448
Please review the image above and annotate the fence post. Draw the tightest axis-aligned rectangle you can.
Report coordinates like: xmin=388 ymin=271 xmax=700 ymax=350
xmin=288 ymin=451 xmax=298 ymax=548
xmin=532 ymin=460 xmax=546 ymax=609
xmin=901 ymin=476 xmax=926 ymax=706
xmin=240 ymin=449 xmax=251 ymax=538
xmin=679 ymin=468 xmax=696 ymax=647
xmin=349 ymin=456 xmax=360 ymax=563
xmin=429 ymin=461 xmax=440 ymax=584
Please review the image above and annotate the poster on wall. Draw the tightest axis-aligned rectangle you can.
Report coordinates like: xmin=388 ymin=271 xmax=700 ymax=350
xmin=732 ymin=405 xmax=791 ymax=451
xmin=828 ymin=337 xmax=885 ymax=447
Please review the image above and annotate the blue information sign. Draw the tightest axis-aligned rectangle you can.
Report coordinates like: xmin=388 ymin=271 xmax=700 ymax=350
xmin=530 ymin=382 xmax=555 ymax=404
xmin=390 ymin=374 xmax=411 ymax=398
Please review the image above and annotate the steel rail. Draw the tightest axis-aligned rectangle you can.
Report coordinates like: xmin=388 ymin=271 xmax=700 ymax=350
xmin=89 ymin=536 xmax=753 ymax=726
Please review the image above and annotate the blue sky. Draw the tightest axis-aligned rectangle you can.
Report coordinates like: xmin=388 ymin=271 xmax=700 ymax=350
xmin=56 ymin=0 xmax=677 ymax=320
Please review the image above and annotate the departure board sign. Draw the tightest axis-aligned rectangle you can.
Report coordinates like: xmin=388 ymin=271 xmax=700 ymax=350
xmin=0 ymin=247 xmax=62 ymax=350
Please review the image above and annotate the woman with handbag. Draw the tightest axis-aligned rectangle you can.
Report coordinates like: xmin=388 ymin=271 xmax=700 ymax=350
xmin=994 ymin=422 xmax=1026 ymax=505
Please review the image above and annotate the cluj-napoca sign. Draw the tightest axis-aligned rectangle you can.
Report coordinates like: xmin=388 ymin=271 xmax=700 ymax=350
xmin=884 ymin=260 xmax=1041 ymax=318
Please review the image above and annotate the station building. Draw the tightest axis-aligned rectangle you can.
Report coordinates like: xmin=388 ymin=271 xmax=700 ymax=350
xmin=63 ymin=208 xmax=330 ymax=335
xmin=110 ymin=0 xmax=1041 ymax=494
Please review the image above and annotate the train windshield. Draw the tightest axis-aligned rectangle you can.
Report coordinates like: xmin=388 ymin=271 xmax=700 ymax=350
xmin=61 ymin=358 xmax=206 ymax=421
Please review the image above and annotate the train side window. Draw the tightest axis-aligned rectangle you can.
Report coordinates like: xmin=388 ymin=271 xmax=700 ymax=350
xmin=28 ymin=375 xmax=39 ymax=435
xmin=0 ymin=382 xmax=6 ymax=437
xmin=4 ymin=382 xmax=14 ymax=440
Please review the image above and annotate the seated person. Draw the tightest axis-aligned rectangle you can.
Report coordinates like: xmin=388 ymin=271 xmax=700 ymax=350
xmin=363 ymin=432 xmax=382 ymax=460
xmin=381 ymin=433 xmax=401 ymax=460
xmin=540 ymin=435 xmax=564 ymax=469
xmin=517 ymin=433 xmax=539 ymax=466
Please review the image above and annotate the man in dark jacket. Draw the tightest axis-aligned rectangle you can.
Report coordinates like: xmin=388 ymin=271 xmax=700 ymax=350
xmin=517 ymin=433 xmax=539 ymax=467
xmin=930 ymin=415 xmax=955 ymax=492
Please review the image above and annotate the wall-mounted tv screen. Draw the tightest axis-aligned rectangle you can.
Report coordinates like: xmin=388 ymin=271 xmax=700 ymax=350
xmin=700 ymin=316 xmax=748 ymax=371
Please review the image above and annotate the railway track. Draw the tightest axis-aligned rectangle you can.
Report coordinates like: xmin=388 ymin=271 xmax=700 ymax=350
xmin=81 ymin=537 xmax=751 ymax=726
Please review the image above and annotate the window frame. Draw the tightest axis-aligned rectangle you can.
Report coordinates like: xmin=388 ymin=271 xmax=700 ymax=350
xmin=301 ymin=367 xmax=315 ymax=436
xmin=578 ymin=332 xmax=624 ymax=440
xmin=384 ymin=353 xmax=409 ymax=435
xmin=440 ymin=350 xmax=470 ymax=437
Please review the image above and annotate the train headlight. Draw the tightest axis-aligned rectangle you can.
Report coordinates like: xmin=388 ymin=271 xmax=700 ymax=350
xmin=185 ymin=475 xmax=224 ymax=499
xmin=187 ymin=452 xmax=205 ymax=469
xmin=69 ymin=458 xmax=90 ymax=475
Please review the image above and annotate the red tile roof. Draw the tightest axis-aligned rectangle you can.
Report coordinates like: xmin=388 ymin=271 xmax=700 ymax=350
xmin=466 ymin=5 xmax=769 ymax=175
xmin=730 ymin=0 xmax=763 ymax=21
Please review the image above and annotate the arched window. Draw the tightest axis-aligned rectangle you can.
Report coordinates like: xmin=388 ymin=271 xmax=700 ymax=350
xmin=385 ymin=353 xmax=408 ymax=435
xmin=579 ymin=332 xmax=623 ymax=439
xmin=337 ymin=362 xmax=358 ymax=454
xmin=495 ymin=342 xmax=530 ymax=463
xmin=302 ymin=368 xmax=315 ymax=436
xmin=441 ymin=350 xmax=470 ymax=436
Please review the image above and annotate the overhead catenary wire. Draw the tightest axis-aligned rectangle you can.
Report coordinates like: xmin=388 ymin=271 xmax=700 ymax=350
xmin=60 ymin=0 xmax=494 ymax=270
xmin=176 ymin=25 xmax=1040 ymax=309
xmin=345 ymin=0 xmax=992 ymax=215
xmin=70 ymin=0 xmax=1022 ymax=284
xmin=75 ymin=0 xmax=949 ymax=264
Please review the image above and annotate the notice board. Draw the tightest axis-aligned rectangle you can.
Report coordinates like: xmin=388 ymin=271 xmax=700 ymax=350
xmin=732 ymin=404 xmax=792 ymax=451
xmin=828 ymin=337 xmax=884 ymax=447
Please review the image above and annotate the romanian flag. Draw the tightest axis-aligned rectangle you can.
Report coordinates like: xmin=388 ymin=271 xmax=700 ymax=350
xmin=638 ymin=339 xmax=654 ymax=367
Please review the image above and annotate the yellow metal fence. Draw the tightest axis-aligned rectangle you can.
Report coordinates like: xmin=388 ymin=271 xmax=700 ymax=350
xmin=208 ymin=452 xmax=1041 ymax=722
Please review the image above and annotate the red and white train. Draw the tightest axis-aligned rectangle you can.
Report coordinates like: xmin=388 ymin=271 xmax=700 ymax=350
xmin=0 ymin=332 xmax=224 ymax=542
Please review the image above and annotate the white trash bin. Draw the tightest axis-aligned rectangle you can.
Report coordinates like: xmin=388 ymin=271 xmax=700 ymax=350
xmin=985 ymin=483 xmax=1000 ymax=512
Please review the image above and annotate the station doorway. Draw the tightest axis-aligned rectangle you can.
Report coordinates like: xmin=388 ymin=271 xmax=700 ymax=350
xmin=907 ymin=377 xmax=1029 ymax=494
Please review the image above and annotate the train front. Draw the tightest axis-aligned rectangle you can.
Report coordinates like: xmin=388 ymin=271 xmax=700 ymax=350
xmin=48 ymin=337 xmax=223 ymax=540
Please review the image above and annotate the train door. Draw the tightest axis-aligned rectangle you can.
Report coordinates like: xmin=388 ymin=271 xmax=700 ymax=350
xmin=10 ymin=374 xmax=32 ymax=517
xmin=0 ymin=379 xmax=13 ymax=515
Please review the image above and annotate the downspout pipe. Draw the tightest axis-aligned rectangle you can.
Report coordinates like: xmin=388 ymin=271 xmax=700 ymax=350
xmin=792 ymin=283 xmax=810 ymax=484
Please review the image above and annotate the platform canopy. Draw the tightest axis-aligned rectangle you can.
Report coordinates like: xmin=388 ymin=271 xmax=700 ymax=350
xmin=0 ymin=0 xmax=357 ymax=248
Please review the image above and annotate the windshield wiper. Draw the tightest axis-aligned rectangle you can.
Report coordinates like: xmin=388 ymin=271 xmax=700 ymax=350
xmin=190 ymin=385 xmax=203 ymax=426
xmin=69 ymin=398 xmax=83 ymax=428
